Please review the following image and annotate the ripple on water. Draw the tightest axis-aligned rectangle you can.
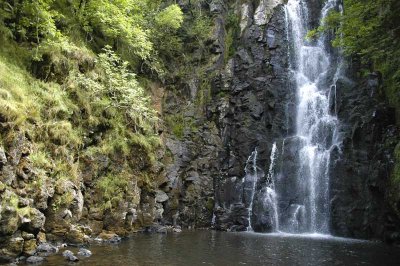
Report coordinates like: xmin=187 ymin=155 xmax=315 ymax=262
xmin=34 ymin=231 xmax=400 ymax=266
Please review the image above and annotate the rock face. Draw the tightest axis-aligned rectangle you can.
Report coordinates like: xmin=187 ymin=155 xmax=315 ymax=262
xmin=160 ymin=0 xmax=292 ymax=232
xmin=161 ymin=0 xmax=400 ymax=242
xmin=330 ymin=73 xmax=400 ymax=241
xmin=212 ymin=1 xmax=292 ymax=232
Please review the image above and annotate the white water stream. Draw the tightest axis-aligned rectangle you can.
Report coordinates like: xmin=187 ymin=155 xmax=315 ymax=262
xmin=283 ymin=0 xmax=342 ymax=233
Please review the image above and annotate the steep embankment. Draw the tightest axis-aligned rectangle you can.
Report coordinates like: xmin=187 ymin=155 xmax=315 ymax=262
xmin=0 ymin=41 xmax=165 ymax=261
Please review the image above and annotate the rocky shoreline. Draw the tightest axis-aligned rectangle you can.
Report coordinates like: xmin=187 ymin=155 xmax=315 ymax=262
xmin=1 ymin=225 xmax=183 ymax=265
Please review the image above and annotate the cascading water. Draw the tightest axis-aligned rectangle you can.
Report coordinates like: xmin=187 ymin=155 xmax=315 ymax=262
xmin=245 ymin=144 xmax=280 ymax=232
xmin=276 ymin=0 xmax=343 ymax=234
xmin=265 ymin=143 xmax=279 ymax=231
xmin=244 ymin=149 xmax=258 ymax=231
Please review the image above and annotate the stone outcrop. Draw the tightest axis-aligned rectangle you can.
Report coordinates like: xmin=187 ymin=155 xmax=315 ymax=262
xmin=212 ymin=0 xmax=292 ymax=232
xmin=330 ymin=72 xmax=400 ymax=242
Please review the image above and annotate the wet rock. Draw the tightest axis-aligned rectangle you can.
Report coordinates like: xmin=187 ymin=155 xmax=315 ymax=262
xmin=330 ymin=74 xmax=400 ymax=240
xmin=23 ymin=239 xmax=37 ymax=256
xmin=97 ymin=231 xmax=121 ymax=243
xmin=156 ymin=226 xmax=167 ymax=234
xmin=26 ymin=256 xmax=44 ymax=264
xmin=62 ymin=250 xmax=79 ymax=262
xmin=0 ymin=146 xmax=7 ymax=167
xmin=144 ymin=224 xmax=168 ymax=234
xmin=77 ymin=248 xmax=92 ymax=257
xmin=36 ymin=243 xmax=58 ymax=254
xmin=1 ymin=236 xmax=24 ymax=258
xmin=66 ymin=226 xmax=88 ymax=244
xmin=24 ymin=208 xmax=46 ymax=234
xmin=0 ymin=206 xmax=19 ymax=235
xmin=173 ymin=227 xmax=182 ymax=233
xmin=155 ymin=190 xmax=169 ymax=203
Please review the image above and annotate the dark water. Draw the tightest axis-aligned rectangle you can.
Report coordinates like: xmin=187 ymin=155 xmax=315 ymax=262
xmin=39 ymin=231 xmax=400 ymax=266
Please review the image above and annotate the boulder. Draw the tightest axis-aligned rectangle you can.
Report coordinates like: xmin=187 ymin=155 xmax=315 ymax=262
xmin=66 ymin=226 xmax=87 ymax=244
xmin=26 ymin=256 xmax=44 ymax=264
xmin=155 ymin=190 xmax=169 ymax=203
xmin=24 ymin=208 xmax=45 ymax=233
xmin=0 ymin=206 xmax=19 ymax=236
xmin=77 ymin=248 xmax=92 ymax=257
xmin=97 ymin=231 xmax=121 ymax=243
xmin=36 ymin=243 xmax=58 ymax=254
xmin=23 ymin=239 xmax=37 ymax=256
xmin=62 ymin=250 xmax=79 ymax=262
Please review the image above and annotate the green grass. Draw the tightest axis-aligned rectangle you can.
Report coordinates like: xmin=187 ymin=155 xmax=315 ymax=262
xmin=0 ymin=30 xmax=162 ymax=220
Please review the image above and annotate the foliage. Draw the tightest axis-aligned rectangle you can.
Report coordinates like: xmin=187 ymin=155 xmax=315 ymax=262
xmin=313 ymin=0 xmax=400 ymax=107
xmin=0 ymin=0 xmax=217 ymax=202
xmin=75 ymin=46 xmax=158 ymax=134
xmin=225 ymin=9 xmax=240 ymax=62
xmin=96 ymin=172 xmax=131 ymax=209
xmin=155 ymin=4 xmax=183 ymax=30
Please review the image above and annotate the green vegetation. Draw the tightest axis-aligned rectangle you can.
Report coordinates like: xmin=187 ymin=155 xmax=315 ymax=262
xmin=96 ymin=172 xmax=130 ymax=210
xmin=309 ymin=0 xmax=400 ymax=107
xmin=0 ymin=0 xmax=216 ymax=211
xmin=164 ymin=113 xmax=199 ymax=140
xmin=0 ymin=0 xmax=185 ymax=210
xmin=225 ymin=8 xmax=240 ymax=63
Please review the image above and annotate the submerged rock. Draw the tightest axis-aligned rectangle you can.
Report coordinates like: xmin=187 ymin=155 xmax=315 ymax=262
xmin=26 ymin=256 xmax=44 ymax=264
xmin=173 ymin=227 xmax=182 ymax=233
xmin=97 ymin=232 xmax=121 ymax=243
xmin=36 ymin=243 xmax=58 ymax=254
xmin=62 ymin=250 xmax=79 ymax=262
xmin=77 ymin=248 xmax=92 ymax=257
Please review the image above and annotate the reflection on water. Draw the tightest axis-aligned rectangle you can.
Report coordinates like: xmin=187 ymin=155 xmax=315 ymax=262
xmin=37 ymin=231 xmax=399 ymax=266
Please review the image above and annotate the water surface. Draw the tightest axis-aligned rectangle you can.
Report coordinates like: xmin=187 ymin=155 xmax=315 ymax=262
xmin=40 ymin=231 xmax=400 ymax=266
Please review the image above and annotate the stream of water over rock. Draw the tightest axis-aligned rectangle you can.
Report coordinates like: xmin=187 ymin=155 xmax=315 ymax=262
xmin=282 ymin=0 xmax=342 ymax=234
xmin=246 ymin=0 xmax=343 ymax=234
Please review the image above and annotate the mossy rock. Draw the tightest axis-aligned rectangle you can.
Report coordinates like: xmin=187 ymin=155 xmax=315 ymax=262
xmin=23 ymin=239 xmax=37 ymax=256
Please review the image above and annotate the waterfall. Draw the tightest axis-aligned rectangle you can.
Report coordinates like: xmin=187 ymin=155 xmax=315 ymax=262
xmin=245 ymin=144 xmax=280 ymax=232
xmin=279 ymin=0 xmax=343 ymax=234
xmin=266 ymin=143 xmax=278 ymax=186
xmin=244 ymin=149 xmax=258 ymax=231
xmin=265 ymin=143 xmax=279 ymax=231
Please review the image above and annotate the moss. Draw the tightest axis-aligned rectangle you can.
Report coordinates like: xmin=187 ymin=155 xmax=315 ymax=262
xmin=53 ymin=160 xmax=79 ymax=182
xmin=388 ymin=142 xmax=400 ymax=217
xmin=96 ymin=172 xmax=132 ymax=210
xmin=393 ymin=143 xmax=400 ymax=185
xmin=164 ymin=114 xmax=185 ymax=139
xmin=52 ymin=191 xmax=75 ymax=212
xmin=224 ymin=9 xmax=240 ymax=63
xmin=206 ymin=197 xmax=214 ymax=212
xmin=29 ymin=149 xmax=51 ymax=169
